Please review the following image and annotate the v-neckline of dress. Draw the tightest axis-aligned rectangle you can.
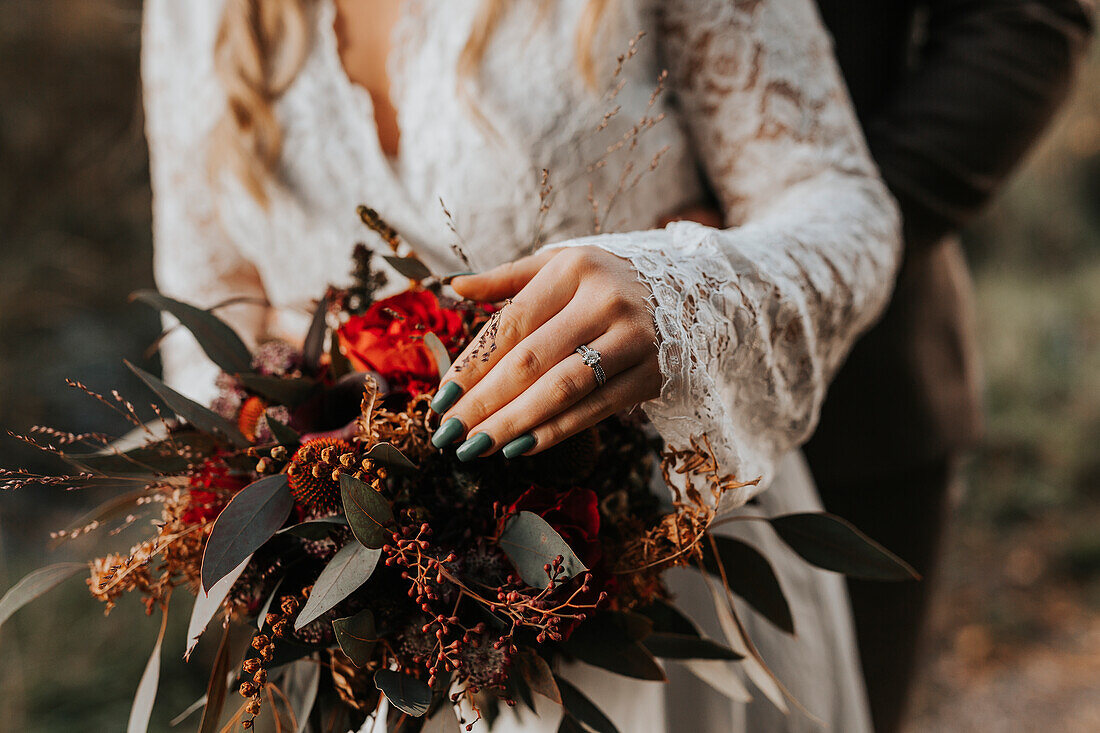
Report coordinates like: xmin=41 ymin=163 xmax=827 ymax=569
xmin=318 ymin=0 xmax=407 ymax=180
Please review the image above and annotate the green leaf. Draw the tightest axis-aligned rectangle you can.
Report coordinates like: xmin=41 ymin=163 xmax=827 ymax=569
xmin=677 ymin=659 xmax=752 ymax=703
xmin=705 ymin=575 xmax=787 ymax=713
xmin=236 ymin=374 xmax=319 ymax=408
xmin=365 ymin=442 xmax=417 ymax=473
xmin=422 ymin=332 xmax=451 ymax=378
xmin=126 ymin=362 xmax=249 ymax=447
xmin=66 ymin=441 xmax=194 ymax=475
xmin=633 ymin=601 xmax=699 ymax=637
xmin=186 ymin=554 xmax=252 ymax=659
xmin=266 ymin=416 xmax=301 ymax=447
xmin=196 ymin=622 xmax=232 ymax=733
xmin=383 ymin=255 xmax=434 ymax=281
xmin=302 ymin=297 xmax=330 ymax=375
xmin=565 ymin=639 xmax=665 ymax=681
xmin=168 ymin=695 xmax=206 ymax=727
xmin=513 ymin=648 xmax=560 ymax=704
xmin=340 ymin=473 xmax=395 ymax=549
xmin=127 ymin=604 xmax=168 ymax=733
xmin=561 ymin=612 xmax=664 ymax=680
xmin=131 ymin=290 xmax=253 ymax=374
xmin=769 ymin=512 xmax=920 ymax=581
xmin=375 ymin=670 xmax=432 ymax=717
xmin=295 ymin=542 xmax=381 ymax=629
xmin=642 ymin=633 xmax=742 ymax=661
xmin=555 ymin=677 xmax=620 ymax=733
xmin=255 ymin=577 xmax=286 ymax=630
xmin=702 ymin=535 xmax=794 ymax=634
xmin=558 ymin=716 xmax=589 ymax=733
xmin=0 ymin=562 xmax=85 ymax=628
xmin=333 ymin=608 xmax=378 ymax=667
xmin=201 ymin=474 xmax=294 ymax=592
xmin=281 ymin=656 xmax=321 ymax=733
xmin=276 ymin=516 xmax=349 ymax=540
xmin=421 ymin=708 xmax=461 ymax=733
xmin=499 ymin=511 xmax=587 ymax=589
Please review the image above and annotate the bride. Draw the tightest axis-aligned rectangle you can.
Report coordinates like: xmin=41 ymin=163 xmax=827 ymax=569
xmin=144 ymin=0 xmax=901 ymax=730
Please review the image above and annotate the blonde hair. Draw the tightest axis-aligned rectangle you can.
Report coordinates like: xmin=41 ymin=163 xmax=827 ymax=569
xmin=212 ymin=0 xmax=611 ymax=204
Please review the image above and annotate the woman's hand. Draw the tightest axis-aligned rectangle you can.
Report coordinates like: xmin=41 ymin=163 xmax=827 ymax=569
xmin=428 ymin=246 xmax=662 ymax=460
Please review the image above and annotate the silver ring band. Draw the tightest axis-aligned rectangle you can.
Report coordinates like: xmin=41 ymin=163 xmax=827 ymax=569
xmin=575 ymin=344 xmax=606 ymax=387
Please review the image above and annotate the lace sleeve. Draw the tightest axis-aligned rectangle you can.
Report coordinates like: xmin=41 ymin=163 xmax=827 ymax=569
xmin=143 ymin=0 xmax=270 ymax=405
xmin=556 ymin=0 xmax=902 ymax=509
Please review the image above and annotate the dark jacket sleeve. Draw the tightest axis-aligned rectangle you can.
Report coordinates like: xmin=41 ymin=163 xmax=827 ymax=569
xmin=867 ymin=0 xmax=1095 ymax=248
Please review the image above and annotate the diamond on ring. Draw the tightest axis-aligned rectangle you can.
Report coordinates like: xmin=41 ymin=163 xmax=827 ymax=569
xmin=576 ymin=344 xmax=606 ymax=387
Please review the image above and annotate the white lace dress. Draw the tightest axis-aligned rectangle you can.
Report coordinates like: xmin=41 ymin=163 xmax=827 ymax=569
xmin=143 ymin=1 xmax=901 ymax=731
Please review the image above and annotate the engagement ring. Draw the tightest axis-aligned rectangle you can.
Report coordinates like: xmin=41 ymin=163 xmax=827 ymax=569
xmin=575 ymin=344 xmax=606 ymax=387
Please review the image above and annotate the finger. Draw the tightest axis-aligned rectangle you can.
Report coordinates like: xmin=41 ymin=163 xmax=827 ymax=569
xmin=440 ymin=297 xmax=608 ymax=434
xmin=431 ymin=259 xmax=576 ymax=415
xmin=457 ymin=328 xmax=650 ymax=459
xmin=518 ymin=361 xmax=660 ymax=456
xmin=450 ymin=250 xmax=556 ymax=302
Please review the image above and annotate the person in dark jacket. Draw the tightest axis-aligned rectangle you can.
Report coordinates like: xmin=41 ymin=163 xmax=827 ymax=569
xmin=806 ymin=1 xmax=1096 ymax=730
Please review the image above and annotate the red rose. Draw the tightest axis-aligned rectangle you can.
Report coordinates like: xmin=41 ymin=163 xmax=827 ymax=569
xmin=336 ymin=290 xmax=464 ymax=395
xmin=507 ymin=486 xmax=602 ymax=567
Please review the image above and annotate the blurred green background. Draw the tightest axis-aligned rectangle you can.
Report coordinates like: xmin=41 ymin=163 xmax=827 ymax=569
xmin=0 ymin=1 xmax=1097 ymax=730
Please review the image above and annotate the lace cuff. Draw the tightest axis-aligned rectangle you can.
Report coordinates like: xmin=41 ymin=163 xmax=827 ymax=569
xmin=549 ymin=202 xmax=898 ymax=512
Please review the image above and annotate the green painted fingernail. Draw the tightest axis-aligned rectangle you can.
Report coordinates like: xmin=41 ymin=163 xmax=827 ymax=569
xmin=431 ymin=417 xmax=465 ymax=448
xmin=502 ymin=434 xmax=537 ymax=459
xmin=430 ymin=381 xmax=463 ymax=414
xmin=456 ymin=432 xmax=492 ymax=462
xmin=442 ymin=271 xmax=477 ymax=284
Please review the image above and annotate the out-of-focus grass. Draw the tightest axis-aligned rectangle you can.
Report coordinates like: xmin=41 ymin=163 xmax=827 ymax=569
xmin=0 ymin=2 xmax=1097 ymax=731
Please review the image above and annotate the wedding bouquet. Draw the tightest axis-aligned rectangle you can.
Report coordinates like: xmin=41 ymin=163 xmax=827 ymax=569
xmin=0 ymin=209 xmax=916 ymax=733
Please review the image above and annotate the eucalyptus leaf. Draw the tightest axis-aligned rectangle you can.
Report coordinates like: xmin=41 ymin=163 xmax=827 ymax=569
xmin=421 ymin=708 xmax=462 ymax=733
xmin=266 ymin=416 xmax=301 ymax=447
xmin=564 ymin=638 xmax=665 ymax=681
xmin=186 ymin=554 xmax=252 ymax=659
xmin=256 ymin=577 xmax=286 ymax=630
xmin=513 ymin=648 xmax=560 ymax=704
xmin=375 ymin=670 xmax=432 ymax=717
xmin=126 ymin=362 xmax=249 ymax=447
xmin=340 ymin=473 xmax=395 ymax=549
xmin=131 ymin=290 xmax=253 ymax=374
xmin=499 ymin=511 xmax=587 ymax=589
xmin=633 ymin=601 xmax=700 ymax=638
xmin=0 ymin=562 xmax=85 ymax=628
xmin=277 ymin=516 xmax=349 ymax=541
xmin=770 ymin=512 xmax=920 ymax=581
xmin=422 ymin=332 xmax=451 ymax=378
xmin=333 ymin=608 xmax=378 ymax=667
xmin=383 ymin=255 xmax=434 ymax=281
xmin=706 ymin=576 xmax=788 ymax=713
xmin=676 ymin=659 xmax=753 ymax=703
xmin=236 ymin=374 xmax=319 ymax=408
xmin=201 ymin=474 xmax=293 ymax=592
xmin=295 ymin=542 xmax=381 ymax=629
xmin=281 ymin=656 xmax=321 ymax=733
xmin=127 ymin=605 xmax=168 ymax=733
xmin=641 ymin=633 xmax=742 ymax=660
xmin=558 ymin=716 xmax=588 ymax=733
xmin=66 ymin=441 xmax=193 ymax=475
xmin=302 ymin=296 xmax=329 ymax=374
xmin=702 ymin=535 xmax=794 ymax=634
xmin=168 ymin=695 xmax=206 ymax=727
xmin=196 ymin=622 xmax=234 ymax=733
xmin=365 ymin=442 xmax=417 ymax=473
xmin=554 ymin=677 xmax=619 ymax=733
